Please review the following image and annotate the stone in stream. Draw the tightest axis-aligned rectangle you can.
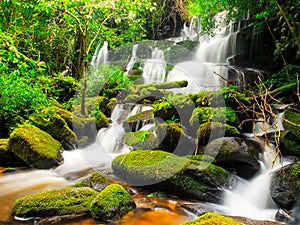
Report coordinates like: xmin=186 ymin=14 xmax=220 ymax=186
xmin=11 ymin=187 xmax=98 ymax=218
xmin=90 ymin=184 xmax=136 ymax=221
xmin=270 ymin=161 xmax=300 ymax=210
xmin=203 ymin=137 xmax=262 ymax=179
xmin=9 ymin=125 xmax=63 ymax=169
xmin=112 ymin=150 xmax=232 ymax=204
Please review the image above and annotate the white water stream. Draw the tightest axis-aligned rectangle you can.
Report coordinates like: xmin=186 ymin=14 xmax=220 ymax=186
xmin=0 ymin=12 xmax=290 ymax=224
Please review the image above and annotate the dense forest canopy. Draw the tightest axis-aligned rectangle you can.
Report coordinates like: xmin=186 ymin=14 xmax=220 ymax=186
xmin=0 ymin=0 xmax=299 ymax=137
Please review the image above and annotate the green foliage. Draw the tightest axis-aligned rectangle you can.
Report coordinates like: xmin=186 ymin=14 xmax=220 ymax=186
xmin=0 ymin=33 xmax=52 ymax=134
xmin=88 ymin=65 xmax=133 ymax=99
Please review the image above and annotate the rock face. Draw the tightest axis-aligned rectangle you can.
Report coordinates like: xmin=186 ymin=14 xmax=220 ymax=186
xmin=11 ymin=187 xmax=98 ymax=218
xmin=204 ymin=137 xmax=262 ymax=179
xmin=9 ymin=125 xmax=63 ymax=169
xmin=112 ymin=150 xmax=231 ymax=203
xmin=90 ymin=184 xmax=136 ymax=221
xmin=270 ymin=161 xmax=300 ymax=210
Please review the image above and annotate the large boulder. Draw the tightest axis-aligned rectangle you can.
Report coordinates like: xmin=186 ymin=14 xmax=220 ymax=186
xmin=9 ymin=125 xmax=63 ymax=169
xmin=11 ymin=187 xmax=98 ymax=218
xmin=203 ymin=137 xmax=262 ymax=179
xmin=270 ymin=161 xmax=300 ymax=210
xmin=90 ymin=184 xmax=136 ymax=221
xmin=112 ymin=150 xmax=231 ymax=203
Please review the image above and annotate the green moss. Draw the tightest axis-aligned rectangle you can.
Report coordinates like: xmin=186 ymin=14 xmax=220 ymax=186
xmin=11 ymin=187 xmax=98 ymax=218
xmin=0 ymin=139 xmax=9 ymax=152
xmin=190 ymin=107 xmax=240 ymax=127
xmin=124 ymin=110 xmax=153 ymax=123
xmin=112 ymin=150 xmax=189 ymax=183
xmin=88 ymin=171 xmax=108 ymax=184
xmin=29 ymin=107 xmax=77 ymax=149
xmin=186 ymin=154 xmax=215 ymax=163
xmin=90 ymin=184 xmax=136 ymax=220
xmin=182 ymin=212 xmax=243 ymax=225
xmin=9 ymin=125 xmax=62 ymax=168
xmin=125 ymin=131 xmax=158 ymax=150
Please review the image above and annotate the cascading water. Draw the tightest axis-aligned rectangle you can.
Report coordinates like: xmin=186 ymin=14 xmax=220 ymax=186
xmin=142 ymin=47 xmax=167 ymax=83
xmin=125 ymin=44 xmax=139 ymax=73
xmin=222 ymin=143 xmax=292 ymax=221
xmin=91 ymin=41 xmax=109 ymax=68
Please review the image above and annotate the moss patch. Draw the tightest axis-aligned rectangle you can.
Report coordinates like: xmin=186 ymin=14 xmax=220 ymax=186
xmin=125 ymin=130 xmax=158 ymax=150
xmin=9 ymin=125 xmax=62 ymax=169
xmin=11 ymin=187 xmax=98 ymax=218
xmin=112 ymin=150 xmax=189 ymax=183
xmin=181 ymin=212 xmax=243 ymax=225
xmin=90 ymin=184 xmax=136 ymax=221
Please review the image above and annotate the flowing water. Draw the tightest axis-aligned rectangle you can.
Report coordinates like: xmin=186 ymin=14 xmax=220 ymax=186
xmin=0 ymin=12 xmax=288 ymax=225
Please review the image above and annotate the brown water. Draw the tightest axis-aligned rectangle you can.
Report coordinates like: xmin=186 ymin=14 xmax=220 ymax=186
xmin=0 ymin=169 xmax=195 ymax=225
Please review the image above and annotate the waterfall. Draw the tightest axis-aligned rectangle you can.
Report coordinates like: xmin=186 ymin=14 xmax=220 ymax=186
xmin=55 ymin=104 xmax=132 ymax=178
xmin=142 ymin=47 xmax=167 ymax=83
xmin=91 ymin=41 xmax=109 ymax=68
xmin=222 ymin=141 xmax=292 ymax=221
xmin=125 ymin=44 xmax=139 ymax=73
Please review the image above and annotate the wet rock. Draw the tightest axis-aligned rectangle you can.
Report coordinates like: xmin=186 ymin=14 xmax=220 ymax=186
xmin=270 ymin=161 xmax=300 ymax=210
xmin=180 ymin=202 xmax=224 ymax=216
xmin=9 ymin=125 xmax=63 ymax=169
xmin=203 ymin=137 xmax=262 ymax=179
xmin=11 ymin=187 xmax=97 ymax=218
xmin=112 ymin=150 xmax=231 ymax=203
xmin=275 ymin=208 xmax=296 ymax=224
xmin=90 ymin=184 xmax=136 ymax=221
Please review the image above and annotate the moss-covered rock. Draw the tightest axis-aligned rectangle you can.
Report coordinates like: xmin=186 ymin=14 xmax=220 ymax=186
xmin=125 ymin=130 xmax=158 ymax=150
xmin=271 ymin=161 xmax=300 ymax=210
xmin=203 ymin=137 xmax=262 ymax=179
xmin=155 ymin=122 xmax=195 ymax=155
xmin=29 ymin=107 xmax=77 ymax=150
xmin=190 ymin=107 xmax=240 ymax=127
xmin=197 ymin=122 xmax=240 ymax=146
xmin=9 ymin=125 xmax=63 ymax=169
xmin=123 ymin=109 xmax=153 ymax=132
xmin=86 ymin=171 xmax=109 ymax=191
xmin=11 ymin=187 xmax=98 ymax=218
xmin=112 ymin=150 xmax=231 ymax=203
xmin=280 ymin=109 xmax=300 ymax=156
xmin=181 ymin=212 xmax=243 ymax=225
xmin=0 ymin=138 xmax=25 ymax=167
xmin=90 ymin=184 xmax=136 ymax=221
